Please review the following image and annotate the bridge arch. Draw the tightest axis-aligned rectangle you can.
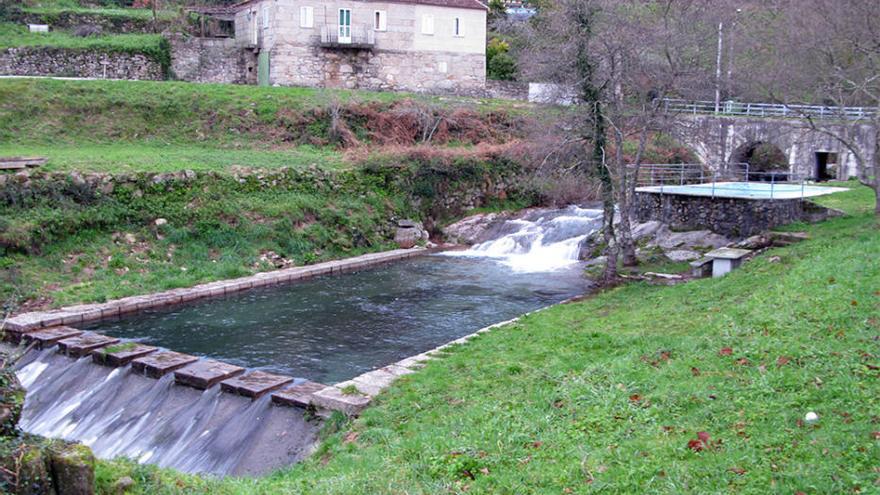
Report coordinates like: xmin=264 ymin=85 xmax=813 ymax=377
xmin=671 ymin=115 xmax=875 ymax=181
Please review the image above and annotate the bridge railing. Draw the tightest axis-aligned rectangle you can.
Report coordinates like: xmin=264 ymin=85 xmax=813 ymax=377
xmin=662 ymin=98 xmax=877 ymax=121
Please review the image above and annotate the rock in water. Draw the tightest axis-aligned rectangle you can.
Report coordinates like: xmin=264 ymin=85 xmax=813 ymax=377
xmin=50 ymin=444 xmax=95 ymax=495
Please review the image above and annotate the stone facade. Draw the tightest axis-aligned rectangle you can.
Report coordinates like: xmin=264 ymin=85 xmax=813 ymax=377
xmin=170 ymin=35 xmax=256 ymax=84
xmin=267 ymin=43 xmax=483 ymax=92
xmin=0 ymin=47 xmax=164 ymax=80
xmin=633 ymin=192 xmax=836 ymax=237
xmin=235 ymin=0 xmax=487 ymax=93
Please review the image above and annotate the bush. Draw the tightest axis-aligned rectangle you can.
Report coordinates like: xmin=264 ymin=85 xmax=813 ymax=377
xmin=488 ymin=52 xmax=517 ymax=81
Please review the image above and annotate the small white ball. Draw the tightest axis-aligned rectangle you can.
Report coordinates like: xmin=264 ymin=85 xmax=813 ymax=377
xmin=804 ymin=412 xmax=819 ymax=423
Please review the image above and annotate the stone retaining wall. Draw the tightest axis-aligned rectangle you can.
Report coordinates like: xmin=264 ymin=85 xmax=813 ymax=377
xmin=0 ymin=46 xmax=165 ymax=80
xmin=633 ymin=192 xmax=830 ymax=237
xmin=6 ymin=9 xmax=169 ymax=34
xmin=170 ymin=35 xmax=255 ymax=84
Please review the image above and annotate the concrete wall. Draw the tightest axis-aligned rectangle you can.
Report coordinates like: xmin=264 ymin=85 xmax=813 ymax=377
xmin=234 ymin=0 xmax=487 ymax=93
xmin=0 ymin=47 xmax=164 ymax=80
xmin=170 ymin=35 xmax=256 ymax=84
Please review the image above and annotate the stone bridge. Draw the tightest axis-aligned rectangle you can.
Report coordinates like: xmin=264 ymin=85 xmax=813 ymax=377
xmin=665 ymin=102 xmax=876 ymax=181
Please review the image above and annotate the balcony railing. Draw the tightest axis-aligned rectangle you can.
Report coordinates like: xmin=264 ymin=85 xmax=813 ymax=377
xmin=319 ymin=24 xmax=375 ymax=49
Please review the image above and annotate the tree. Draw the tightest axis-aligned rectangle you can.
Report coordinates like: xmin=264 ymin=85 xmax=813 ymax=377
xmin=488 ymin=0 xmax=508 ymax=24
xmin=759 ymin=0 xmax=880 ymax=215
xmin=522 ymin=0 xmax=717 ymax=280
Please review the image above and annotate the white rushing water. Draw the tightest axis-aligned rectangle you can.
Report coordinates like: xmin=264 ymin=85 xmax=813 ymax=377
xmin=15 ymin=351 xmax=310 ymax=476
xmin=445 ymin=205 xmax=603 ymax=272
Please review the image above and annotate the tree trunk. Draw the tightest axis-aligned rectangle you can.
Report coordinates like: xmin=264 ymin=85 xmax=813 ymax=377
xmin=613 ymin=129 xmax=638 ymax=267
xmin=573 ymin=2 xmax=618 ymax=285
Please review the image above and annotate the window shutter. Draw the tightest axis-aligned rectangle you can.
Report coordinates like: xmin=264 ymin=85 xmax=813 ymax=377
xmin=421 ymin=15 xmax=434 ymax=35
xmin=300 ymin=6 xmax=314 ymax=28
xmin=262 ymin=7 xmax=269 ymax=29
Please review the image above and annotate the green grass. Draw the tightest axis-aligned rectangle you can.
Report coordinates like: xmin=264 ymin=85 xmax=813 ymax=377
xmin=92 ymin=182 xmax=879 ymax=494
xmin=0 ymin=78 xmax=529 ymax=144
xmin=0 ymin=143 xmax=346 ymax=173
xmin=0 ymin=23 xmax=168 ymax=59
xmin=19 ymin=6 xmax=177 ymax=21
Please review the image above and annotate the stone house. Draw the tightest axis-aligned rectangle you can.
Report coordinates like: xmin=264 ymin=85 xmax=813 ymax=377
xmin=232 ymin=0 xmax=488 ymax=93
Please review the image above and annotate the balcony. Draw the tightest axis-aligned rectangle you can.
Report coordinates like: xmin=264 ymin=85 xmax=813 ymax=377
xmin=319 ymin=25 xmax=375 ymax=50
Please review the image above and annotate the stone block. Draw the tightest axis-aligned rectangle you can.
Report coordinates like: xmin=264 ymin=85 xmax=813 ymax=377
xmin=351 ymin=368 xmax=398 ymax=396
xmin=131 ymin=351 xmax=199 ymax=378
xmin=91 ymin=343 xmax=157 ymax=367
xmin=22 ymin=326 xmax=82 ymax=348
xmin=220 ymin=370 xmax=294 ymax=398
xmin=311 ymin=386 xmax=371 ymax=416
xmin=271 ymin=380 xmax=327 ymax=408
xmin=57 ymin=332 xmax=120 ymax=358
xmin=174 ymin=359 xmax=245 ymax=389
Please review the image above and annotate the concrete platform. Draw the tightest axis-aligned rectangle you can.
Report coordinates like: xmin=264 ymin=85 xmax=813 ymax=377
xmin=174 ymin=359 xmax=244 ymax=389
xmin=91 ymin=343 xmax=157 ymax=367
xmin=22 ymin=326 xmax=82 ymax=349
xmin=131 ymin=351 xmax=198 ymax=378
xmin=221 ymin=370 xmax=294 ymax=399
xmin=271 ymin=381 xmax=326 ymax=408
xmin=56 ymin=332 xmax=119 ymax=357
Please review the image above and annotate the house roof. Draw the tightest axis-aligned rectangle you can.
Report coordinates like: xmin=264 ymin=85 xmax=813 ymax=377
xmin=232 ymin=0 xmax=488 ymax=12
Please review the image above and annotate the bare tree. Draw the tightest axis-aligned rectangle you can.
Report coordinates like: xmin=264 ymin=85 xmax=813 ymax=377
xmin=761 ymin=0 xmax=880 ymax=215
xmin=522 ymin=0 xmax=718 ymax=279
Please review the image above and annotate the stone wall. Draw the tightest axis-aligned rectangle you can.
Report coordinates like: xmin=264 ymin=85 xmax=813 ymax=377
xmin=0 ymin=47 xmax=165 ymax=80
xmin=170 ymin=35 xmax=255 ymax=84
xmin=269 ymin=44 xmax=485 ymax=93
xmin=633 ymin=192 xmax=810 ymax=237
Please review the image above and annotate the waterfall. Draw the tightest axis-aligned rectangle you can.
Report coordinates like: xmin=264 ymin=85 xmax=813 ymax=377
xmin=15 ymin=351 xmax=316 ymax=476
xmin=445 ymin=206 xmax=603 ymax=272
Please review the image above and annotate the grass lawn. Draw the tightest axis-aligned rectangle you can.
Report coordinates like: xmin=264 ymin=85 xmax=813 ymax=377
xmin=0 ymin=23 xmax=168 ymax=59
xmin=91 ymin=182 xmax=879 ymax=493
xmin=0 ymin=143 xmax=346 ymax=173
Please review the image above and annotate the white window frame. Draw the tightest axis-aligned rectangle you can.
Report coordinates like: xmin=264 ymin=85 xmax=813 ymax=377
xmin=300 ymin=6 xmax=314 ymax=28
xmin=338 ymin=8 xmax=352 ymax=44
xmin=261 ymin=6 xmax=270 ymax=29
xmin=374 ymin=10 xmax=387 ymax=31
xmin=421 ymin=15 xmax=434 ymax=35
xmin=453 ymin=17 xmax=464 ymax=37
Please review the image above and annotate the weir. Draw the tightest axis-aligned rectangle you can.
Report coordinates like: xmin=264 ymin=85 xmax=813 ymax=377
xmin=9 ymin=206 xmax=604 ymax=476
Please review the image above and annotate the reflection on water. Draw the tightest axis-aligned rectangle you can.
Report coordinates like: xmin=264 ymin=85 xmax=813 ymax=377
xmin=87 ymin=255 xmax=588 ymax=383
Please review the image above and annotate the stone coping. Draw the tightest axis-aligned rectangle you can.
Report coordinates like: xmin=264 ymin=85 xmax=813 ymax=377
xmin=4 ymin=247 xmax=428 ymax=333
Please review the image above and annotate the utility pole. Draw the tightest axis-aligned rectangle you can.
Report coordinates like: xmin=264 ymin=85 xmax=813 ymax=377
xmin=715 ymin=21 xmax=723 ymax=113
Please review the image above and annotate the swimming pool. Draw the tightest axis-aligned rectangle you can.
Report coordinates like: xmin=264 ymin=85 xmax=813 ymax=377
xmin=635 ymin=182 xmax=848 ymax=200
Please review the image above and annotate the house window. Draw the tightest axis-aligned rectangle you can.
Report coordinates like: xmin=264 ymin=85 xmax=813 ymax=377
xmin=374 ymin=10 xmax=387 ymax=31
xmin=438 ymin=61 xmax=448 ymax=73
xmin=421 ymin=15 xmax=434 ymax=35
xmin=300 ymin=6 xmax=314 ymax=28
xmin=454 ymin=17 xmax=464 ymax=36
xmin=261 ymin=6 xmax=269 ymax=29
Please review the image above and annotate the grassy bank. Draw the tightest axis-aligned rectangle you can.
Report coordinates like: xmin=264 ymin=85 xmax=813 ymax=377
xmin=0 ymin=23 xmax=170 ymax=67
xmin=91 ymin=183 xmax=879 ymax=493
xmin=0 ymin=143 xmax=345 ymax=174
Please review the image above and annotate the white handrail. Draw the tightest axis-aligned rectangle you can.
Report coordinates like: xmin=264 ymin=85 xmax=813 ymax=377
xmin=662 ymin=98 xmax=876 ymax=121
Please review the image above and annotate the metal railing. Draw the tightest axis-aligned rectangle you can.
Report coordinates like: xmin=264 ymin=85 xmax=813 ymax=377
xmin=319 ymin=24 xmax=375 ymax=48
xmin=634 ymin=162 xmax=815 ymax=199
xmin=663 ymin=98 xmax=877 ymax=121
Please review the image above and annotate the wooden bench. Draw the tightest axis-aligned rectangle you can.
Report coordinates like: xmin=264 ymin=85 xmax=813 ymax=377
xmin=0 ymin=157 xmax=48 ymax=170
